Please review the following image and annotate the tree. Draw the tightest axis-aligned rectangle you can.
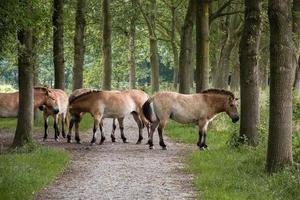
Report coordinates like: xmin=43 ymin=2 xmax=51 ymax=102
xmin=129 ymin=0 xmax=137 ymax=89
xmin=138 ymin=0 xmax=160 ymax=92
xmin=53 ymin=0 xmax=65 ymax=90
xmin=102 ymin=0 xmax=112 ymax=90
xmin=195 ymin=0 xmax=210 ymax=92
xmin=178 ymin=0 xmax=196 ymax=94
xmin=293 ymin=0 xmax=300 ymax=93
xmin=239 ymin=0 xmax=262 ymax=146
xmin=266 ymin=0 xmax=294 ymax=173
xmin=72 ymin=0 xmax=86 ymax=90
xmin=13 ymin=28 xmax=34 ymax=147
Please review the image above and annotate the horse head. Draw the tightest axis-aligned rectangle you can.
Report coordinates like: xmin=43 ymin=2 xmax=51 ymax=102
xmin=225 ymin=96 xmax=239 ymax=123
xmin=42 ymin=87 xmax=59 ymax=114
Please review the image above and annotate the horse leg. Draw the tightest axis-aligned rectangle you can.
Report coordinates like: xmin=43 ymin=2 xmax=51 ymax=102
xmin=148 ymin=120 xmax=159 ymax=149
xmin=43 ymin=113 xmax=49 ymax=141
xmin=132 ymin=112 xmax=143 ymax=144
xmin=54 ymin=115 xmax=60 ymax=141
xmin=99 ymin=117 xmax=106 ymax=145
xmin=111 ymin=118 xmax=117 ymax=142
xmin=67 ymin=117 xmax=75 ymax=143
xmin=91 ymin=116 xmax=100 ymax=144
xmin=75 ymin=117 xmax=82 ymax=144
xmin=158 ymin=122 xmax=167 ymax=150
xmin=118 ymin=118 xmax=127 ymax=143
xmin=198 ymin=120 xmax=208 ymax=150
xmin=61 ymin=113 xmax=66 ymax=138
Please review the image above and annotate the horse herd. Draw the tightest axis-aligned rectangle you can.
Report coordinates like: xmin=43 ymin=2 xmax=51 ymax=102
xmin=0 ymin=87 xmax=239 ymax=150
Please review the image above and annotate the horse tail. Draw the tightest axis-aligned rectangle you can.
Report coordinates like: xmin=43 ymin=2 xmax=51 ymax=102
xmin=64 ymin=114 xmax=69 ymax=130
xmin=142 ymin=98 xmax=155 ymax=123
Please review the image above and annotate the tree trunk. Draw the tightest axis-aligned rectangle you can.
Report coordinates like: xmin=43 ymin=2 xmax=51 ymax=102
xmin=171 ymin=7 xmax=179 ymax=90
xmin=129 ymin=0 xmax=137 ymax=89
xmin=259 ymin=59 xmax=269 ymax=90
xmin=293 ymin=0 xmax=300 ymax=93
xmin=239 ymin=0 xmax=262 ymax=146
xmin=178 ymin=0 xmax=196 ymax=94
xmin=53 ymin=0 xmax=65 ymax=90
xmin=230 ymin=48 xmax=240 ymax=91
xmin=148 ymin=0 xmax=159 ymax=93
xmin=102 ymin=0 xmax=112 ymax=90
xmin=266 ymin=0 xmax=293 ymax=173
xmin=12 ymin=29 xmax=33 ymax=147
xmin=32 ymin=35 xmax=39 ymax=124
xmin=195 ymin=1 xmax=209 ymax=92
xmin=73 ymin=0 xmax=86 ymax=90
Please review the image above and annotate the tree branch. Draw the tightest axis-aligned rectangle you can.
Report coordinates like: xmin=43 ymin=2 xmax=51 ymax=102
xmin=210 ymin=11 xmax=244 ymax=24
xmin=209 ymin=0 xmax=233 ymax=23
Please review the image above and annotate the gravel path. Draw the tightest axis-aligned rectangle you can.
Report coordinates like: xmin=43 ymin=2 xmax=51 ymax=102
xmin=32 ymin=116 xmax=196 ymax=199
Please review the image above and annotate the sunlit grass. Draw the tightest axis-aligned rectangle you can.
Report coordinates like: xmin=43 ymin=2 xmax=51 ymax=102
xmin=0 ymin=144 xmax=69 ymax=200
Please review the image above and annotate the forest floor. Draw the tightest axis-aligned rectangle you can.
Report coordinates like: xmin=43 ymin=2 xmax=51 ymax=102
xmin=21 ymin=116 xmax=196 ymax=200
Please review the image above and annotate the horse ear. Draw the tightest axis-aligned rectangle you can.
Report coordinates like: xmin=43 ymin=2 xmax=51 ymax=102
xmin=235 ymin=97 xmax=239 ymax=101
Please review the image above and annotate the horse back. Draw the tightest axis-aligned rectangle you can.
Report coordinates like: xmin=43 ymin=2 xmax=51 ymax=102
xmin=0 ymin=92 xmax=19 ymax=117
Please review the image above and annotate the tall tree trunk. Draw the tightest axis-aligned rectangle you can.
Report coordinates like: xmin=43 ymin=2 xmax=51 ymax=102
xmin=266 ymin=0 xmax=294 ymax=173
xmin=12 ymin=29 xmax=33 ymax=147
xmin=102 ymin=0 xmax=112 ymax=90
xmin=259 ymin=58 xmax=269 ymax=90
xmin=171 ymin=7 xmax=179 ymax=90
xmin=293 ymin=0 xmax=300 ymax=93
xmin=230 ymin=47 xmax=240 ymax=91
xmin=129 ymin=0 xmax=137 ymax=89
xmin=178 ymin=0 xmax=196 ymax=94
xmin=239 ymin=0 xmax=262 ymax=146
xmin=53 ymin=0 xmax=65 ymax=90
xmin=73 ymin=0 xmax=86 ymax=90
xmin=32 ymin=35 xmax=39 ymax=124
xmin=148 ymin=0 xmax=159 ymax=93
xmin=195 ymin=1 xmax=209 ymax=92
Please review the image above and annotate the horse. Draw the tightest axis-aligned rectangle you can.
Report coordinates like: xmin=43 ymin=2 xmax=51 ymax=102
xmin=142 ymin=89 xmax=239 ymax=150
xmin=67 ymin=89 xmax=150 ymax=145
xmin=0 ymin=86 xmax=59 ymax=118
xmin=38 ymin=89 xmax=68 ymax=141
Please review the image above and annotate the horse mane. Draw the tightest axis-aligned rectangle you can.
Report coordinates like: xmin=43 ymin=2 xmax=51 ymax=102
xmin=69 ymin=89 xmax=101 ymax=104
xmin=201 ymin=88 xmax=235 ymax=98
xmin=34 ymin=86 xmax=50 ymax=93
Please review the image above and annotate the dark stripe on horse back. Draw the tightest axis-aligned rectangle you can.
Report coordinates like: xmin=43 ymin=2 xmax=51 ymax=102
xmin=69 ymin=90 xmax=102 ymax=104
xmin=201 ymin=88 xmax=235 ymax=98
xmin=142 ymin=99 xmax=153 ymax=123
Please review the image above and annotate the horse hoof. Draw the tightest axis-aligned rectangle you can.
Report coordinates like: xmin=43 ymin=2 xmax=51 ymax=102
xmin=99 ymin=137 xmax=106 ymax=145
xmin=67 ymin=135 xmax=71 ymax=143
xmin=199 ymin=147 xmax=207 ymax=151
xmin=62 ymin=133 xmax=66 ymax=138
xmin=136 ymin=140 xmax=142 ymax=144
xmin=111 ymin=138 xmax=116 ymax=143
xmin=149 ymin=146 xmax=154 ymax=150
xmin=55 ymin=138 xmax=59 ymax=142
xmin=162 ymin=146 xmax=167 ymax=150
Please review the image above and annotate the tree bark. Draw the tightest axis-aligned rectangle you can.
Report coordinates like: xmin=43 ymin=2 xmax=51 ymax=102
xmin=12 ymin=29 xmax=33 ymax=147
xmin=53 ymin=0 xmax=65 ymax=90
xmin=102 ymin=0 xmax=112 ymax=90
xmin=148 ymin=0 xmax=160 ymax=92
xmin=230 ymin=47 xmax=240 ymax=91
xmin=195 ymin=1 xmax=209 ymax=92
xmin=293 ymin=0 xmax=300 ymax=93
xmin=178 ymin=0 xmax=196 ymax=94
xmin=171 ymin=7 xmax=179 ymax=90
xmin=73 ymin=0 xmax=86 ymax=90
xmin=129 ymin=0 xmax=137 ymax=89
xmin=239 ymin=0 xmax=262 ymax=146
xmin=32 ymin=35 xmax=39 ymax=124
xmin=266 ymin=0 xmax=293 ymax=173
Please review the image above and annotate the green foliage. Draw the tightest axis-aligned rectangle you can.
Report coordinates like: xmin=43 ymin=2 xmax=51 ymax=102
xmin=0 ymin=146 xmax=69 ymax=200
xmin=0 ymin=84 xmax=17 ymax=92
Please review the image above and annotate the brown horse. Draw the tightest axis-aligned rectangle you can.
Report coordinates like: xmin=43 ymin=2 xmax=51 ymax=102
xmin=0 ymin=86 xmax=59 ymax=118
xmin=67 ymin=89 xmax=149 ymax=144
xmin=39 ymin=89 xmax=68 ymax=141
xmin=142 ymin=89 xmax=239 ymax=150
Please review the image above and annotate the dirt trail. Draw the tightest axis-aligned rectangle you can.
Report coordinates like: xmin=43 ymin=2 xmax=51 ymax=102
xmin=2 ymin=116 xmax=196 ymax=199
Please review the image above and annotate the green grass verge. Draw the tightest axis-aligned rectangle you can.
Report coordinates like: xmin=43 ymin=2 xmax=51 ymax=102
xmin=0 ymin=144 xmax=69 ymax=200
xmin=165 ymin=118 xmax=300 ymax=200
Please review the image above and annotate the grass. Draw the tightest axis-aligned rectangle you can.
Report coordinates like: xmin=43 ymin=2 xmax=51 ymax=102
xmin=165 ymin=114 xmax=300 ymax=200
xmin=0 ymin=143 xmax=69 ymax=200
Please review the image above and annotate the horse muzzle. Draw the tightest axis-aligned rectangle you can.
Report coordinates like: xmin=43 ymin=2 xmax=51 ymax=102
xmin=232 ymin=115 xmax=239 ymax=123
xmin=53 ymin=108 xmax=59 ymax=114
